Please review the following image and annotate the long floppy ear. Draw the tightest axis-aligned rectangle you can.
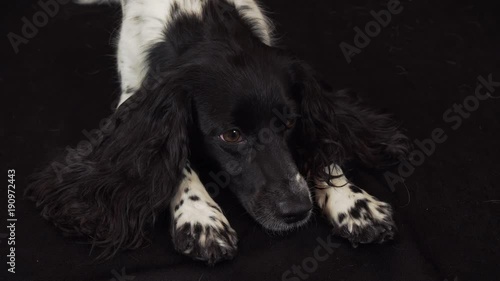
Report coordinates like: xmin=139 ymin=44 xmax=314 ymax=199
xmin=25 ymin=74 xmax=191 ymax=259
xmin=289 ymin=61 xmax=409 ymax=183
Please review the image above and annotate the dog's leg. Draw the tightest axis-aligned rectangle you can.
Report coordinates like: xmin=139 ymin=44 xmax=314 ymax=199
xmin=170 ymin=165 xmax=238 ymax=264
xmin=314 ymin=164 xmax=396 ymax=246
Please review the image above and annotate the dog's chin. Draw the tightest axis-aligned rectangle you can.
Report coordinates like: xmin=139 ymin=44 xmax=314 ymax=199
xmin=255 ymin=211 xmax=312 ymax=233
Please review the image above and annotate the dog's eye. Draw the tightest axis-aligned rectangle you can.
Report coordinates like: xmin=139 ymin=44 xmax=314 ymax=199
xmin=285 ymin=118 xmax=296 ymax=129
xmin=220 ymin=129 xmax=243 ymax=143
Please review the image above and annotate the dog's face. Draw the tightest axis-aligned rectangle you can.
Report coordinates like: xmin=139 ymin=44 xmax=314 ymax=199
xmin=189 ymin=46 xmax=313 ymax=231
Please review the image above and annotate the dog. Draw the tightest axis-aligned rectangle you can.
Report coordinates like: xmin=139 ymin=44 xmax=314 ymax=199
xmin=26 ymin=0 xmax=408 ymax=264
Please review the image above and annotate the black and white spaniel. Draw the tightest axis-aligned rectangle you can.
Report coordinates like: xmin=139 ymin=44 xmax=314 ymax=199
xmin=26 ymin=0 xmax=408 ymax=264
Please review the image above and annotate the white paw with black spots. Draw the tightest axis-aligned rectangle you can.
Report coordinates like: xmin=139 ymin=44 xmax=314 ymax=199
xmin=170 ymin=169 xmax=238 ymax=264
xmin=315 ymin=171 xmax=396 ymax=246
xmin=172 ymin=218 xmax=238 ymax=265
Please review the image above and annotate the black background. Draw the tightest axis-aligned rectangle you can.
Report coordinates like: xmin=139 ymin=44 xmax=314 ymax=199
xmin=2 ymin=0 xmax=500 ymax=280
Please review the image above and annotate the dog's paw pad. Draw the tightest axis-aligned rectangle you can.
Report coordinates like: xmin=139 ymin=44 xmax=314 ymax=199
xmin=172 ymin=220 xmax=238 ymax=265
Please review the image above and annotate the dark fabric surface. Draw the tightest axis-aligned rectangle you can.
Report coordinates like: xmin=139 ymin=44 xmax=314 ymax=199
xmin=3 ymin=0 xmax=499 ymax=280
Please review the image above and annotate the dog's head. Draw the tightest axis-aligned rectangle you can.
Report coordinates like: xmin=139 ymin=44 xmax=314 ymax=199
xmin=188 ymin=45 xmax=315 ymax=230
xmin=125 ymin=33 xmax=358 ymax=231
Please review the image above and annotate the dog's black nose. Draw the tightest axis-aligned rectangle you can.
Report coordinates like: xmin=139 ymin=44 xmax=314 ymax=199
xmin=278 ymin=199 xmax=312 ymax=224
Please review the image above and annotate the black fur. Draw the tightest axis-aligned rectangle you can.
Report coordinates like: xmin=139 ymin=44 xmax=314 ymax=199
xmin=289 ymin=62 xmax=408 ymax=185
xmin=26 ymin=66 xmax=193 ymax=259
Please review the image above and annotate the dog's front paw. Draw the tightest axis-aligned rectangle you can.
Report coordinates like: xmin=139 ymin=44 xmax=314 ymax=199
xmin=334 ymin=195 xmax=396 ymax=246
xmin=172 ymin=220 xmax=238 ymax=264
xmin=317 ymin=183 xmax=396 ymax=246
xmin=171 ymin=194 xmax=238 ymax=264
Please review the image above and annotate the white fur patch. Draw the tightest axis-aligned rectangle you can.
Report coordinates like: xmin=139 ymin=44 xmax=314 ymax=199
xmin=171 ymin=168 xmax=231 ymax=232
xmin=315 ymin=164 xmax=393 ymax=233
xmin=294 ymin=173 xmax=301 ymax=182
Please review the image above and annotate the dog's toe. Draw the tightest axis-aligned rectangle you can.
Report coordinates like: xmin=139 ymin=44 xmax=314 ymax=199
xmin=172 ymin=221 xmax=238 ymax=265
xmin=338 ymin=215 xmax=396 ymax=247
